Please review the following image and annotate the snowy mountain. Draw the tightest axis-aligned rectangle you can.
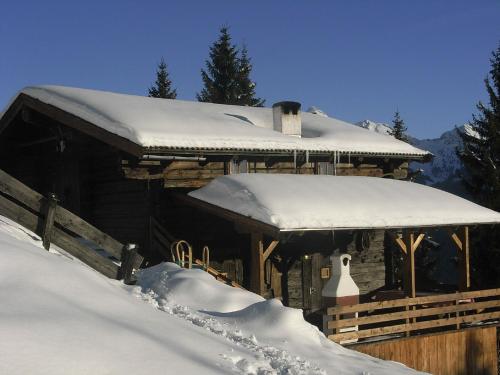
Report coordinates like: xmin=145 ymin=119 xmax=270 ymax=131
xmin=356 ymin=119 xmax=393 ymax=136
xmin=355 ymin=119 xmax=469 ymax=194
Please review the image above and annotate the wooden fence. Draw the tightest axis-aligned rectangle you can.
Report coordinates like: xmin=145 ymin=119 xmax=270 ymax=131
xmin=324 ymin=288 xmax=500 ymax=343
xmin=0 ymin=168 xmax=143 ymax=282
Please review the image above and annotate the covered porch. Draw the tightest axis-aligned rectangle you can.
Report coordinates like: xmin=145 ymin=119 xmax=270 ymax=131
xmin=180 ymin=174 xmax=500 ymax=298
xmin=180 ymin=173 xmax=500 ymax=373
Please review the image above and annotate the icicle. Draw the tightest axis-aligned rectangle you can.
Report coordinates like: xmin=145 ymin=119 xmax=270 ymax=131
xmin=306 ymin=150 xmax=309 ymax=164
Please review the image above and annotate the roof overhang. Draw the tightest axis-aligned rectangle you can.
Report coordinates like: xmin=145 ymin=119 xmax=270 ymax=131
xmin=0 ymin=94 xmax=144 ymax=157
xmin=183 ymin=174 xmax=500 ymax=237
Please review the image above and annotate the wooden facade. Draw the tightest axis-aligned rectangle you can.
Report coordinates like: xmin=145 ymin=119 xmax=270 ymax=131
xmin=352 ymin=326 xmax=498 ymax=375
xmin=0 ymin=97 xmax=424 ymax=317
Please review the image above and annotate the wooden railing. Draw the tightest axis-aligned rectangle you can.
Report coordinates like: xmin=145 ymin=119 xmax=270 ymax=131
xmin=0 ymin=169 xmax=143 ymax=282
xmin=149 ymin=216 xmax=176 ymax=261
xmin=324 ymin=288 xmax=500 ymax=343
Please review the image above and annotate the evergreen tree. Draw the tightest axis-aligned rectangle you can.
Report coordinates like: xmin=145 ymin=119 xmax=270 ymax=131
xmin=236 ymin=45 xmax=265 ymax=107
xmin=389 ymin=110 xmax=408 ymax=142
xmin=197 ymin=27 xmax=264 ymax=106
xmin=457 ymin=44 xmax=500 ymax=287
xmin=148 ymin=58 xmax=177 ymax=99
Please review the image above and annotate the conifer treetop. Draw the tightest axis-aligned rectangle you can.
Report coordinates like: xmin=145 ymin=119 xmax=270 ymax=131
xmin=389 ymin=110 xmax=409 ymax=142
xmin=149 ymin=57 xmax=177 ymax=99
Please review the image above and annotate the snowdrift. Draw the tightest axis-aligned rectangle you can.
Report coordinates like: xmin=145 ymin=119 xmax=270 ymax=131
xmin=0 ymin=215 xmax=423 ymax=374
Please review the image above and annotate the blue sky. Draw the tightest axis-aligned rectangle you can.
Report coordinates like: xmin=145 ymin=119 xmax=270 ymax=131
xmin=1 ymin=1 xmax=499 ymax=138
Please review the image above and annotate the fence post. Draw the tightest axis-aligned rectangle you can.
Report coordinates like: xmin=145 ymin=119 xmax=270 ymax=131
xmin=118 ymin=243 xmax=143 ymax=284
xmin=42 ymin=193 xmax=58 ymax=251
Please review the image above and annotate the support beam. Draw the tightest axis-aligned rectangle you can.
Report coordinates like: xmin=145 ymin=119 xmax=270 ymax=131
xmin=391 ymin=230 xmax=425 ymax=298
xmin=263 ymin=240 xmax=279 ymax=261
xmin=250 ymin=232 xmax=265 ymax=296
xmin=388 ymin=231 xmax=407 ymax=254
xmin=403 ymin=231 xmax=417 ymax=298
xmin=449 ymin=226 xmax=470 ymax=291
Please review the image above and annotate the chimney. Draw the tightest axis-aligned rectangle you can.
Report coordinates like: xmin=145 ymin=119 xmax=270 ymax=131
xmin=272 ymin=101 xmax=302 ymax=138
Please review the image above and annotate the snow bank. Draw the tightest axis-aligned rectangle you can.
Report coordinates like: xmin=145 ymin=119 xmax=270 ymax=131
xmin=4 ymin=85 xmax=429 ymax=156
xmin=189 ymin=174 xmax=500 ymax=230
xmin=136 ymin=262 xmax=423 ymax=374
xmin=0 ymin=215 xmax=422 ymax=374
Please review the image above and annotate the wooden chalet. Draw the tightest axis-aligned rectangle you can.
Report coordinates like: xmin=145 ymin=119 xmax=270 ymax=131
xmin=3 ymin=85 xmax=500 ymax=373
xmin=0 ymin=85 xmax=430 ymax=301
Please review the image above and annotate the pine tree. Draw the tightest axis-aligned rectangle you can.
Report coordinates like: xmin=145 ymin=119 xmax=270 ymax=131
xmin=236 ymin=45 xmax=265 ymax=107
xmin=197 ymin=27 xmax=240 ymax=104
xmin=389 ymin=110 xmax=408 ymax=142
xmin=458 ymin=45 xmax=500 ymax=210
xmin=148 ymin=58 xmax=177 ymax=99
xmin=197 ymin=27 xmax=264 ymax=106
xmin=457 ymin=44 xmax=500 ymax=287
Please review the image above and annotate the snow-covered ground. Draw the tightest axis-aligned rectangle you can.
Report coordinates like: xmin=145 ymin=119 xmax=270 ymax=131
xmin=0 ymin=215 xmax=423 ymax=374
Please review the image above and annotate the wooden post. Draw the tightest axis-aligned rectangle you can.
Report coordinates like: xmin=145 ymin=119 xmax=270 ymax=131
xmin=391 ymin=230 xmax=424 ymax=299
xmin=450 ymin=226 xmax=470 ymax=291
xmin=403 ymin=231 xmax=416 ymax=298
xmin=118 ymin=243 xmax=143 ymax=285
xmin=250 ymin=232 xmax=265 ymax=295
xmin=42 ymin=193 xmax=58 ymax=251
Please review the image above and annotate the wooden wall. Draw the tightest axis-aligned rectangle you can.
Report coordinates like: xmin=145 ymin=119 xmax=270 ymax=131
xmin=350 ymin=326 xmax=498 ymax=375
xmin=122 ymin=158 xmax=409 ymax=189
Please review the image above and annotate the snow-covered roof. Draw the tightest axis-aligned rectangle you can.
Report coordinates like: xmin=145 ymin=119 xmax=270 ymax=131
xmin=188 ymin=174 xmax=500 ymax=231
xmin=4 ymin=85 xmax=430 ymax=157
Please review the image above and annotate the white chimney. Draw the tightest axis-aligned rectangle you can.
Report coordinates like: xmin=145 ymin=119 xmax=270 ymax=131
xmin=272 ymin=101 xmax=301 ymax=138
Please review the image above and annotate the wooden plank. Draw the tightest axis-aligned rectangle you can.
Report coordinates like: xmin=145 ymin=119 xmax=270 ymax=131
xmin=54 ymin=206 xmax=124 ymax=259
xmin=42 ymin=194 xmax=57 ymax=250
xmin=412 ymin=233 xmax=425 ymax=252
xmin=328 ymin=310 xmax=500 ymax=342
xmin=0 ymin=193 xmax=43 ymax=238
xmin=262 ymin=240 xmax=279 ymax=261
xmin=0 ymin=168 xmax=45 ymax=212
xmin=459 ymin=226 xmax=470 ymax=291
xmin=328 ymin=299 xmax=500 ymax=329
xmin=0 ymin=194 xmax=118 ymax=278
xmin=250 ymin=232 xmax=265 ymax=295
xmin=404 ymin=231 xmax=416 ymax=298
xmin=387 ymin=231 xmax=406 ymax=254
xmin=327 ymin=288 xmax=500 ymax=315
xmin=193 ymin=259 xmax=243 ymax=289
xmin=0 ymin=169 xmax=124 ymax=259
xmin=351 ymin=326 xmax=498 ymax=375
xmin=51 ymin=226 xmax=120 ymax=279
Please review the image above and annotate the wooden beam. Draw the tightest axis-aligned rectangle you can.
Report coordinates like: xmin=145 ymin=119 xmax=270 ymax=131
xmin=0 ymin=95 xmax=23 ymax=136
xmin=250 ymin=232 xmax=265 ymax=296
xmin=388 ymin=231 xmax=407 ymax=254
xmin=262 ymin=240 xmax=279 ymax=261
xmin=459 ymin=227 xmax=470 ymax=291
xmin=412 ymin=233 xmax=425 ymax=252
xmin=449 ymin=227 xmax=470 ymax=291
xmin=20 ymin=94 xmax=143 ymax=157
xmin=42 ymin=193 xmax=58 ymax=250
xmin=403 ymin=231 xmax=416 ymax=298
xmin=450 ymin=232 xmax=463 ymax=250
xmin=173 ymin=192 xmax=281 ymax=238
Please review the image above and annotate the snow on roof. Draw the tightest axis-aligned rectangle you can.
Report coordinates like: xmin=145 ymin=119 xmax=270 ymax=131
xmin=6 ymin=85 xmax=429 ymax=157
xmin=188 ymin=174 xmax=500 ymax=231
